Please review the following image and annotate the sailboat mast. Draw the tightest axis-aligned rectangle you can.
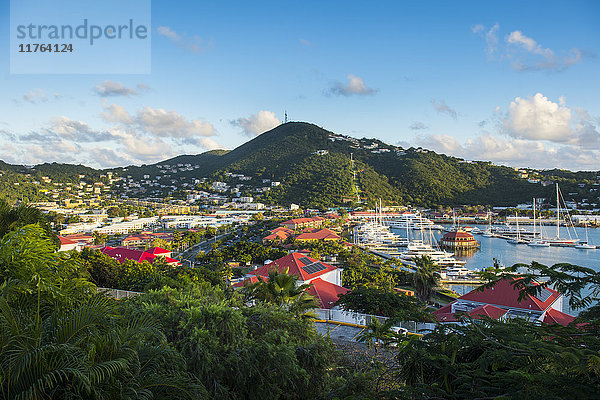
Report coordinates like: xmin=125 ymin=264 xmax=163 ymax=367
xmin=556 ymin=183 xmax=560 ymax=239
xmin=533 ymin=198 xmax=536 ymax=238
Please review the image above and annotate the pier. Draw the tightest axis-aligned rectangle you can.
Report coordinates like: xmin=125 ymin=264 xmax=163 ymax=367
xmin=440 ymin=278 xmax=486 ymax=285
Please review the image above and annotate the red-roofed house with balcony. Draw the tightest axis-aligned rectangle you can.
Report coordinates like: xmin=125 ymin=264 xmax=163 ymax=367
xmin=433 ymin=278 xmax=575 ymax=326
xmin=234 ymin=252 xmax=348 ymax=309
xmin=100 ymin=246 xmax=181 ymax=266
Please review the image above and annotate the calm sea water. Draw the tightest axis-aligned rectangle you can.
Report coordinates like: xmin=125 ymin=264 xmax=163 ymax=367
xmin=391 ymin=224 xmax=600 ymax=311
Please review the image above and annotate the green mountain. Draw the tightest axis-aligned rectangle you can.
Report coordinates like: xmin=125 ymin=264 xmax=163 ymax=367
xmin=118 ymin=122 xmax=576 ymax=208
xmin=2 ymin=122 xmax=598 ymax=208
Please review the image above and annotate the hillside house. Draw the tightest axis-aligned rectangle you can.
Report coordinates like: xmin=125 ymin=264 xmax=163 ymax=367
xmin=234 ymin=253 xmax=348 ymax=309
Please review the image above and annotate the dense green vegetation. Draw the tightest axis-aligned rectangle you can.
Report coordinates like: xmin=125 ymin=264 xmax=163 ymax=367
xmin=1 ymin=200 xmax=600 ymax=398
xmin=0 ymin=225 xmax=344 ymax=399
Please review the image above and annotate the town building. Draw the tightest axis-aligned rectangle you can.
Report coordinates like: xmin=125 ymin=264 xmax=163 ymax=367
xmin=440 ymin=229 xmax=478 ymax=250
xmin=99 ymin=246 xmax=180 ymax=266
xmin=121 ymin=232 xmax=174 ymax=248
xmin=234 ymin=253 xmax=348 ymax=309
xmin=280 ymin=216 xmax=326 ymax=230
xmin=58 ymin=236 xmax=79 ymax=252
xmin=295 ymin=228 xmax=341 ymax=242
xmin=433 ymin=278 xmax=575 ymax=326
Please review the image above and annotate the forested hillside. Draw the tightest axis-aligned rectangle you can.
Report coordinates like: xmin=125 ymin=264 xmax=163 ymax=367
xmin=2 ymin=122 xmax=597 ymax=208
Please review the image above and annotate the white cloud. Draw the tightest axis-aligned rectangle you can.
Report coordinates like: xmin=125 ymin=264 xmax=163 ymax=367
xmin=472 ymin=24 xmax=587 ymax=71
xmin=503 ymin=93 xmax=572 ymax=141
xmin=416 ymin=133 xmax=600 ymax=170
xmin=100 ymin=103 xmax=135 ymax=124
xmin=231 ymin=110 xmax=281 ymax=137
xmin=409 ymin=122 xmax=428 ymax=130
xmin=136 ymin=106 xmax=215 ymax=138
xmin=413 ymin=94 xmax=600 ymax=170
xmin=48 ymin=117 xmax=115 ymax=142
xmin=431 ymin=99 xmax=458 ymax=119
xmin=157 ymin=26 xmax=209 ymax=53
xmin=157 ymin=26 xmax=179 ymax=41
xmin=101 ymin=104 xmax=216 ymax=141
xmin=507 ymin=31 xmax=540 ymax=53
xmin=22 ymin=89 xmax=47 ymax=103
xmin=299 ymin=38 xmax=313 ymax=46
xmin=94 ymin=81 xmax=149 ymax=97
xmin=472 ymin=23 xmax=499 ymax=57
xmin=17 ymin=89 xmax=63 ymax=104
xmin=471 ymin=24 xmax=485 ymax=34
xmin=500 ymin=93 xmax=600 ymax=148
xmin=327 ymin=74 xmax=378 ymax=96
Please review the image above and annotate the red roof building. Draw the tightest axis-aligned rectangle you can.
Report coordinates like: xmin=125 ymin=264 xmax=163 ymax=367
xmin=234 ymin=252 xmax=348 ymax=309
xmin=58 ymin=236 xmax=79 ymax=252
xmin=440 ymin=229 xmax=478 ymax=250
xmin=433 ymin=278 xmax=575 ymax=326
xmin=100 ymin=246 xmax=181 ymax=266
xmin=295 ymin=228 xmax=341 ymax=242
xmin=63 ymin=233 xmax=94 ymax=244
xmin=262 ymin=227 xmax=295 ymax=243
xmin=307 ymin=278 xmax=349 ymax=309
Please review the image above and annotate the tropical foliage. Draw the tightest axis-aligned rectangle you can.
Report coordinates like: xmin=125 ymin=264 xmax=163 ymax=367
xmin=242 ymin=268 xmax=318 ymax=316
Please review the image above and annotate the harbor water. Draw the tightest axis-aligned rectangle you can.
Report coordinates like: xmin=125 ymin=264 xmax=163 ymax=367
xmin=391 ymin=224 xmax=600 ymax=310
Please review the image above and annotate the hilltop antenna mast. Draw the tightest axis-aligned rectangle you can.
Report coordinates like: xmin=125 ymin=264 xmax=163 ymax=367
xmin=284 ymin=111 xmax=288 ymax=124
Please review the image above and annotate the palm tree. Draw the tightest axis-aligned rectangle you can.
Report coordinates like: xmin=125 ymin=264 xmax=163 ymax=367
xmin=357 ymin=317 xmax=397 ymax=355
xmin=412 ymin=256 xmax=441 ymax=304
xmin=0 ymin=199 xmax=56 ymax=244
xmin=246 ymin=268 xmax=318 ymax=316
xmin=0 ymin=224 xmax=204 ymax=399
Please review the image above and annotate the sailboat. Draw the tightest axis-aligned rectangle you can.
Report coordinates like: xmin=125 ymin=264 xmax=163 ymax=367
xmin=544 ymin=183 xmax=580 ymax=246
xmin=575 ymin=221 xmax=596 ymax=249
xmin=529 ymin=198 xmax=550 ymax=247
xmin=508 ymin=212 xmax=525 ymax=244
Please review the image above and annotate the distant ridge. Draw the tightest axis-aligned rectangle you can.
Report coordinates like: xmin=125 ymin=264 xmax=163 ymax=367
xmin=1 ymin=122 xmax=597 ymax=208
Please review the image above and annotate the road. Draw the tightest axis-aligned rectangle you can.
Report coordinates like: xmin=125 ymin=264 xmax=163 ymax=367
xmin=176 ymin=229 xmax=245 ymax=267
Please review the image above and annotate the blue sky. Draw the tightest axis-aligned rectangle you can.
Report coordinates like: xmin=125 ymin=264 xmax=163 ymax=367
xmin=0 ymin=0 xmax=599 ymax=170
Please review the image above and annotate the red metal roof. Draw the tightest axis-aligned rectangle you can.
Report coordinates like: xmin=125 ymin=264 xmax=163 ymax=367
xmin=295 ymin=228 xmax=340 ymax=241
xmin=543 ymin=308 xmax=576 ymax=326
xmin=432 ymin=304 xmax=460 ymax=322
xmin=250 ymin=252 xmax=337 ymax=282
xmin=146 ymin=247 xmax=170 ymax=255
xmin=458 ymin=278 xmax=560 ymax=312
xmin=100 ymin=246 xmax=180 ymax=266
xmin=468 ymin=304 xmax=508 ymax=320
xmin=307 ymin=278 xmax=349 ymax=309
xmin=58 ymin=236 xmax=77 ymax=245
xmin=442 ymin=230 xmax=476 ymax=240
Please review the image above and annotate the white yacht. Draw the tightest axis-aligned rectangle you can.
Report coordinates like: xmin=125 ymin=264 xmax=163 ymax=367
xmin=354 ymin=221 xmax=408 ymax=246
xmin=383 ymin=212 xmax=438 ymax=230
xmin=398 ymin=242 xmax=466 ymax=268
xmin=445 ymin=265 xmax=471 ymax=278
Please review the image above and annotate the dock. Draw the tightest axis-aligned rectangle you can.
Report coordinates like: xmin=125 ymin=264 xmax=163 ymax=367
xmin=440 ymin=279 xmax=486 ymax=285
